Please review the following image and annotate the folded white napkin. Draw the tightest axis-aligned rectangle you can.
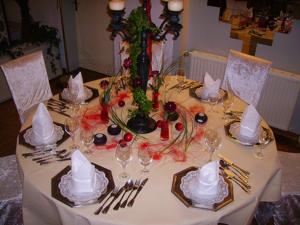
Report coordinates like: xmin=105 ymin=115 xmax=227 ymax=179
xmin=32 ymin=103 xmax=56 ymax=145
xmin=240 ymin=104 xmax=261 ymax=138
xmin=196 ymin=72 xmax=221 ymax=99
xmin=194 ymin=160 xmax=220 ymax=199
xmin=71 ymin=150 xmax=96 ymax=194
xmin=68 ymin=72 xmax=85 ymax=102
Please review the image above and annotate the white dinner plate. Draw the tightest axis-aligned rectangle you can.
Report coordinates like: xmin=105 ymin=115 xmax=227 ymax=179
xmin=61 ymin=87 xmax=93 ymax=103
xmin=190 ymin=85 xmax=227 ymax=103
xmin=58 ymin=169 xmax=108 ymax=206
xmin=23 ymin=124 xmax=64 ymax=148
xmin=180 ymin=170 xmax=229 ymax=206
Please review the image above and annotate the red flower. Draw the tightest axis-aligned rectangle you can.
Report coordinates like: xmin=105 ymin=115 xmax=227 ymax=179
xmin=123 ymin=57 xmax=132 ymax=69
xmin=164 ymin=101 xmax=177 ymax=113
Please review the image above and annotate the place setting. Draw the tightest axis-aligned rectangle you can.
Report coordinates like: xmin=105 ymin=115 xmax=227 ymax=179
xmin=60 ymin=72 xmax=99 ymax=104
xmin=172 ymin=153 xmax=252 ymax=211
xmin=51 ymin=148 xmax=149 ymax=213
xmin=189 ymin=72 xmax=228 ymax=107
xmin=224 ymin=104 xmax=273 ymax=149
xmin=19 ymin=103 xmax=71 ymax=164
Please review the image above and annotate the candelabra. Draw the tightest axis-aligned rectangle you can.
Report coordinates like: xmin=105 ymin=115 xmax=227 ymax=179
xmin=107 ymin=0 xmax=183 ymax=133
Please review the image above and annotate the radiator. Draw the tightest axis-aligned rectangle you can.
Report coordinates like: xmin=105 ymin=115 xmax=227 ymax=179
xmin=188 ymin=51 xmax=227 ymax=82
xmin=187 ymin=51 xmax=300 ymax=133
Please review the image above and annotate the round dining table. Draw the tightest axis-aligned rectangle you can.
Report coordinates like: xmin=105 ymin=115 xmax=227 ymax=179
xmin=16 ymin=76 xmax=282 ymax=225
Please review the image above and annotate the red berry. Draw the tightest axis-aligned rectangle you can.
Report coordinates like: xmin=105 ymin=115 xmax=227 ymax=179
xmin=124 ymin=132 xmax=133 ymax=142
xmin=175 ymin=122 xmax=184 ymax=131
xmin=100 ymin=80 xmax=109 ymax=89
xmin=118 ymin=100 xmax=125 ymax=107
xmin=156 ymin=120 xmax=162 ymax=128
xmin=123 ymin=57 xmax=132 ymax=69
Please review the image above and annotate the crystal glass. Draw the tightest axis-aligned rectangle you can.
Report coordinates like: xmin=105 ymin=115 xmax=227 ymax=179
xmin=204 ymin=129 xmax=222 ymax=161
xmin=138 ymin=147 xmax=153 ymax=173
xmin=80 ymin=129 xmax=94 ymax=154
xmin=68 ymin=85 xmax=81 ymax=116
xmin=115 ymin=143 xmax=132 ymax=180
xmin=222 ymin=91 xmax=234 ymax=121
xmin=64 ymin=117 xmax=79 ymax=150
xmin=207 ymin=96 xmax=219 ymax=113
xmin=253 ymin=131 xmax=268 ymax=159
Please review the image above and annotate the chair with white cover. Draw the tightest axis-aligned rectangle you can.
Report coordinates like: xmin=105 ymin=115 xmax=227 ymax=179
xmin=0 ymin=50 xmax=53 ymax=124
xmin=0 ymin=155 xmax=23 ymax=225
xmin=222 ymin=50 xmax=272 ymax=106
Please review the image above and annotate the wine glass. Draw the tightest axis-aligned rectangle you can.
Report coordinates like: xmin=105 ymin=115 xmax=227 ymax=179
xmin=222 ymin=92 xmax=234 ymax=121
xmin=64 ymin=117 xmax=79 ymax=150
xmin=207 ymin=95 xmax=219 ymax=113
xmin=68 ymin=84 xmax=81 ymax=116
xmin=115 ymin=142 xmax=132 ymax=180
xmin=80 ymin=129 xmax=94 ymax=154
xmin=138 ymin=147 xmax=153 ymax=174
xmin=253 ymin=130 xmax=268 ymax=159
xmin=204 ymin=129 xmax=222 ymax=161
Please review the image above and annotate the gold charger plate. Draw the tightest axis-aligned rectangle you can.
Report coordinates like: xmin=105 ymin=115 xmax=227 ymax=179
xmin=171 ymin=167 xmax=234 ymax=211
xmin=224 ymin=120 xmax=273 ymax=147
xmin=189 ymin=85 xmax=228 ymax=103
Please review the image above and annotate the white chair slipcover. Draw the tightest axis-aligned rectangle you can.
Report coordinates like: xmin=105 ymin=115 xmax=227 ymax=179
xmin=0 ymin=51 xmax=53 ymax=124
xmin=222 ymin=50 xmax=272 ymax=106
xmin=0 ymin=155 xmax=23 ymax=225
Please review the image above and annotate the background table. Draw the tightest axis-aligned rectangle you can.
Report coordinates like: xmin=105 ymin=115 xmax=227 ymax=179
xmin=17 ymin=77 xmax=282 ymax=225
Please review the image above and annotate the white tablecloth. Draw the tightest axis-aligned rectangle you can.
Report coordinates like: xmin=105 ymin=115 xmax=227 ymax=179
xmin=17 ymin=77 xmax=282 ymax=225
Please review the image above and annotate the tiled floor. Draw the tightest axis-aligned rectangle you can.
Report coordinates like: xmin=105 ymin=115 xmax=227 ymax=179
xmin=0 ymin=68 xmax=299 ymax=157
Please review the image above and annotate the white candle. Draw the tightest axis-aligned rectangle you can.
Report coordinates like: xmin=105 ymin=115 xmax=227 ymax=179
xmin=168 ymin=0 xmax=183 ymax=12
xmin=109 ymin=0 xmax=125 ymax=11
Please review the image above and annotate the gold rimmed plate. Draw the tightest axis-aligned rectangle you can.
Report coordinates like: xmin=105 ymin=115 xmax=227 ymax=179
xmin=224 ymin=120 xmax=273 ymax=146
xmin=189 ymin=85 xmax=228 ymax=103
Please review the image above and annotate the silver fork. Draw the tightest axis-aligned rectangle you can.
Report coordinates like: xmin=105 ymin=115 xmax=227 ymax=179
xmin=120 ymin=179 xmax=140 ymax=208
xmin=94 ymin=186 xmax=119 ymax=215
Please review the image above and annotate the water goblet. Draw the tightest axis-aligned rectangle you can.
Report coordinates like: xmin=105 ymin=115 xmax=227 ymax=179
xmin=204 ymin=128 xmax=222 ymax=161
xmin=222 ymin=93 xmax=234 ymax=121
xmin=115 ymin=142 xmax=132 ymax=180
xmin=80 ymin=129 xmax=94 ymax=154
xmin=207 ymin=95 xmax=219 ymax=113
xmin=64 ymin=117 xmax=79 ymax=150
xmin=138 ymin=147 xmax=153 ymax=174
xmin=253 ymin=130 xmax=268 ymax=159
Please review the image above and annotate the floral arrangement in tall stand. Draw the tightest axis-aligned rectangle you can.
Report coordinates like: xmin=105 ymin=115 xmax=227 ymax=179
xmin=107 ymin=0 xmax=183 ymax=134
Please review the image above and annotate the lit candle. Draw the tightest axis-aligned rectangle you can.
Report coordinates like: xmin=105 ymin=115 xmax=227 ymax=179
xmin=168 ymin=0 xmax=183 ymax=12
xmin=109 ymin=0 xmax=125 ymax=11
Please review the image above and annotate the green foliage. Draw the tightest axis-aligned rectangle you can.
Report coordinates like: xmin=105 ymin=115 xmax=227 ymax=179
xmin=125 ymin=7 xmax=157 ymax=78
xmin=129 ymin=87 xmax=152 ymax=118
xmin=0 ymin=22 xmax=60 ymax=74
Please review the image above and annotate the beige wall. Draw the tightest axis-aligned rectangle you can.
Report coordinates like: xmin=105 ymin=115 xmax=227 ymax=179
xmin=75 ymin=0 xmax=113 ymax=74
